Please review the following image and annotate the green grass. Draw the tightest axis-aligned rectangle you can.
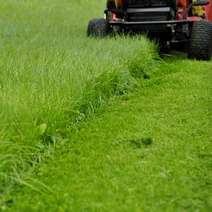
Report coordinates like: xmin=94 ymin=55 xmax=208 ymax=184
xmin=0 ymin=0 xmax=211 ymax=211
xmin=4 ymin=59 xmax=212 ymax=211
xmin=0 ymin=0 xmax=157 ymax=201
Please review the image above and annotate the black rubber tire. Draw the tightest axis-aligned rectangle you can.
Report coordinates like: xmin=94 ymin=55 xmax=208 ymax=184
xmin=87 ymin=18 xmax=111 ymax=38
xmin=188 ymin=21 xmax=212 ymax=61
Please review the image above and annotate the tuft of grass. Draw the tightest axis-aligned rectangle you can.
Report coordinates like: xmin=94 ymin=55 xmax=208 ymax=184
xmin=129 ymin=137 xmax=153 ymax=148
xmin=77 ymin=69 xmax=137 ymax=116
xmin=127 ymin=40 xmax=160 ymax=79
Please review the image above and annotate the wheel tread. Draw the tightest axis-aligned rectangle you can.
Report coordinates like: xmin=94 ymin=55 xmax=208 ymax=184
xmin=188 ymin=21 xmax=212 ymax=60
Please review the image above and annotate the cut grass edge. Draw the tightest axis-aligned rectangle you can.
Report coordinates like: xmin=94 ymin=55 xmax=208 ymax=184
xmin=0 ymin=39 xmax=161 ymax=201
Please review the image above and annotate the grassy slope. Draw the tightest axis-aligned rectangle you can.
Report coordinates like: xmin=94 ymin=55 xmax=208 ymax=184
xmin=0 ymin=0 xmax=156 ymax=198
xmin=4 ymin=59 xmax=212 ymax=211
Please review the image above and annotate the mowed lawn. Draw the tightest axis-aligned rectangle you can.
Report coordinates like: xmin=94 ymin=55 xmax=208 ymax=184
xmin=0 ymin=0 xmax=212 ymax=211
xmin=4 ymin=59 xmax=212 ymax=211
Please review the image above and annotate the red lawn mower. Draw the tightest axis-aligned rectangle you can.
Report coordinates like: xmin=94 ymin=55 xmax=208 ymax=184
xmin=87 ymin=0 xmax=212 ymax=60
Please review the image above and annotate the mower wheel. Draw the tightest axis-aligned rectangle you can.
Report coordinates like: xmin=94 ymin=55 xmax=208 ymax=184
xmin=188 ymin=21 xmax=212 ymax=60
xmin=87 ymin=18 xmax=111 ymax=37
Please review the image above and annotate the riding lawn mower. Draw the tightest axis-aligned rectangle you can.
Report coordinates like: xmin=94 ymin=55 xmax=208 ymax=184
xmin=87 ymin=0 xmax=212 ymax=60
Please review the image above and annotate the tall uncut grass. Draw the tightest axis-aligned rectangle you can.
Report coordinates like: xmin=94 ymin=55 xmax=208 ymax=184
xmin=0 ymin=0 xmax=157 ymax=197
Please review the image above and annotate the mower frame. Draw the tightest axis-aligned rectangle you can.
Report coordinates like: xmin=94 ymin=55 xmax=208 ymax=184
xmin=88 ymin=0 xmax=212 ymax=60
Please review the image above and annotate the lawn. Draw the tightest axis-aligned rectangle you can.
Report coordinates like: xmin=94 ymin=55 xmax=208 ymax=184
xmin=0 ymin=0 xmax=156 ymax=197
xmin=0 ymin=0 xmax=211 ymax=211
xmin=4 ymin=58 xmax=212 ymax=211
